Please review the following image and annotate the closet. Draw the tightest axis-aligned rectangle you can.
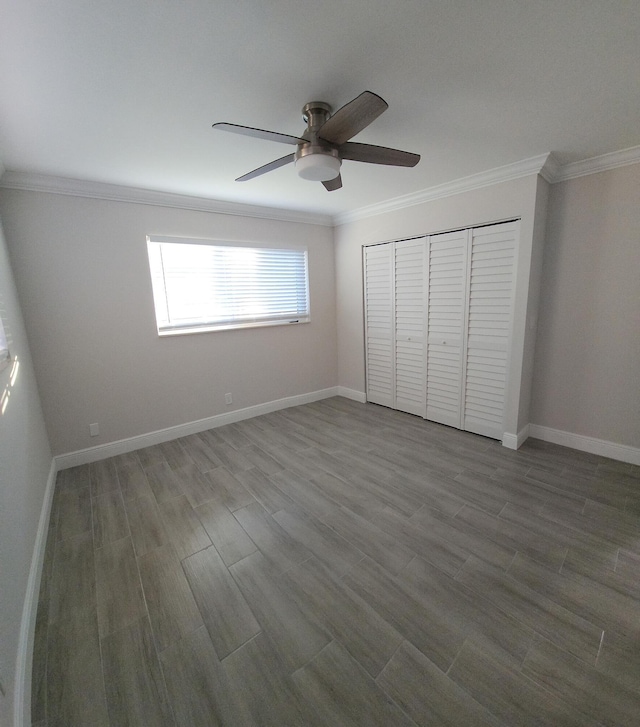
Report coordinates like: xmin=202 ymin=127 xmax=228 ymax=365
xmin=364 ymin=220 xmax=517 ymax=441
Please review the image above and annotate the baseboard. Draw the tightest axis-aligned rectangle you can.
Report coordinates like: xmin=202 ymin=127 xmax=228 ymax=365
xmin=336 ymin=386 xmax=367 ymax=403
xmin=501 ymin=424 xmax=530 ymax=450
xmin=14 ymin=458 xmax=58 ymax=727
xmin=528 ymin=424 xmax=640 ymax=466
xmin=55 ymin=387 xmax=341 ymax=469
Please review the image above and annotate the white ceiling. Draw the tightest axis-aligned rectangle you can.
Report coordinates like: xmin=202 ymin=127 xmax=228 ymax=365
xmin=1 ymin=0 xmax=639 ymax=218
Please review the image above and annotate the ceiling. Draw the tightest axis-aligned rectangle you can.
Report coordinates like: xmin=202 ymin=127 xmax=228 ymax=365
xmin=1 ymin=0 xmax=639 ymax=219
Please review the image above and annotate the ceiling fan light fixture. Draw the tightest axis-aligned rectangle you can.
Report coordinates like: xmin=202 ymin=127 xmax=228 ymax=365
xmin=295 ymin=148 xmax=341 ymax=181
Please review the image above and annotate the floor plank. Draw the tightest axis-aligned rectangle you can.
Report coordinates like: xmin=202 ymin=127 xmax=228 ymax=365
xmin=145 ymin=461 xmax=185 ymax=503
xmin=232 ymin=500 xmax=311 ymax=572
xmin=221 ymin=632 xmax=314 ymax=726
xmin=159 ymin=627 xmax=252 ymax=727
xmin=272 ymin=506 xmax=363 ymax=577
xmin=48 ymin=531 xmax=96 ymax=626
xmin=194 ymin=497 xmax=257 ymax=566
xmin=182 ymin=545 xmax=260 ymax=659
xmin=282 ymin=556 xmax=403 ymax=678
xmin=101 ymin=617 xmax=175 ymax=726
xmin=125 ymin=493 xmax=168 ymax=557
xmin=157 ymin=494 xmax=211 ymax=560
xmin=447 ymin=640 xmax=598 ymax=727
xmin=115 ymin=455 xmax=155 ymax=501
xmin=55 ymin=486 xmax=92 ymax=542
xmin=377 ymin=640 xmax=502 ymax=727
xmin=229 ymin=551 xmax=330 ymax=671
xmin=456 ymin=555 xmax=603 ymax=664
xmin=46 ymin=607 xmax=109 ymax=727
xmin=95 ymin=536 xmax=147 ymax=638
xmin=90 ymin=458 xmax=120 ymax=498
xmin=92 ymin=490 xmax=130 ymax=548
xmin=138 ymin=543 xmax=204 ymax=651
xmin=522 ymin=638 xmax=640 ymax=727
xmin=343 ymin=555 xmax=465 ymax=672
xmin=292 ymin=640 xmax=416 ymax=726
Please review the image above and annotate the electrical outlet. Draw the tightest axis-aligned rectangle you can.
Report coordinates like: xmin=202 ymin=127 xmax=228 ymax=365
xmin=89 ymin=422 xmax=100 ymax=437
xmin=224 ymin=393 xmax=233 ymax=405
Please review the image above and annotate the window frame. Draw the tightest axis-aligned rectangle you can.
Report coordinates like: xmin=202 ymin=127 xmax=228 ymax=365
xmin=146 ymin=235 xmax=311 ymax=336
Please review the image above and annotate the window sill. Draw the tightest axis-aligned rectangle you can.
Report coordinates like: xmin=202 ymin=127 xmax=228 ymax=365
xmin=157 ymin=317 xmax=310 ymax=337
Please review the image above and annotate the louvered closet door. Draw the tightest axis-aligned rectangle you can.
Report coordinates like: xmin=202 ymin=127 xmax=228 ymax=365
xmin=394 ymin=239 xmax=426 ymax=416
xmin=425 ymin=230 xmax=470 ymax=428
xmin=364 ymin=244 xmax=394 ymax=408
xmin=463 ymin=221 xmax=517 ymax=438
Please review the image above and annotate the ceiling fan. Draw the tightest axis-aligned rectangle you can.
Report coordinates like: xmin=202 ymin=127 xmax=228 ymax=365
xmin=212 ymin=91 xmax=420 ymax=191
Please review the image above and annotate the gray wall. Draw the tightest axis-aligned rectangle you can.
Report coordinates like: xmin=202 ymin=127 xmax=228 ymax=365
xmin=0 ymin=191 xmax=337 ymax=455
xmin=531 ymin=163 xmax=640 ymax=447
xmin=0 ymin=214 xmax=52 ymax=725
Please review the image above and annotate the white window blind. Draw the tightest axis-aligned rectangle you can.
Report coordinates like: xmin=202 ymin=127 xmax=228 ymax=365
xmin=146 ymin=237 xmax=310 ymax=335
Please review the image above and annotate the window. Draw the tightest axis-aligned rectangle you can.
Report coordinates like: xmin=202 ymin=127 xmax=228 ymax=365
xmin=0 ymin=311 xmax=9 ymax=373
xmin=146 ymin=236 xmax=310 ymax=335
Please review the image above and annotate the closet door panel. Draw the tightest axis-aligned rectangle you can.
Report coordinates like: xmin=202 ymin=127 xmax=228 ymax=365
xmin=463 ymin=222 xmax=517 ymax=439
xmin=364 ymin=244 xmax=394 ymax=408
xmin=425 ymin=231 xmax=469 ymax=428
xmin=394 ymin=239 xmax=426 ymax=416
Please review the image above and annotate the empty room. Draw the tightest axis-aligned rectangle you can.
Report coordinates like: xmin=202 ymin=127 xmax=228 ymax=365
xmin=1 ymin=1 xmax=639 ymax=725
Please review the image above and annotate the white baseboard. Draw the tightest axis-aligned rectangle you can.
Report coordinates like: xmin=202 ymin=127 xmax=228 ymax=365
xmin=14 ymin=459 xmax=58 ymax=727
xmin=501 ymin=424 xmax=530 ymax=450
xmin=528 ymin=424 xmax=640 ymax=466
xmin=55 ymin=387 xmax=341 ymax=469
xmin=336 ymin=387 xmax=367 ymax=403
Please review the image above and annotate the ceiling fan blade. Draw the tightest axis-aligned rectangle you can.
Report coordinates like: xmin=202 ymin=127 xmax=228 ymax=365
xmin=339 ymin=141 xmax=420 ymax=167
xmin=213 ymin=122 xmax=305 ymax=146
xmin=322 ymin=174 xmax=342 ymax=192
xmin=236 ymin=153 xmax=295 ymax=182
xmin=317 ymin=91 xmax=388 ymax=145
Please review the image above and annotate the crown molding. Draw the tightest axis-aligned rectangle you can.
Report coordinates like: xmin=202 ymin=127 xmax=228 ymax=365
xmin=0 ymin=171 xmax=333 ymax=227
xmin=538 ymin=152 xmax=562 ymax=183
xmin=3 ymin=145 xmax=639 ymax=228
xmin=551 ymin=144 xmax=640 ymax=182
xmin=335 ymin=153 xmax=553 ymax=225
xmin=335 ymin=145 xmax=640 ymax=224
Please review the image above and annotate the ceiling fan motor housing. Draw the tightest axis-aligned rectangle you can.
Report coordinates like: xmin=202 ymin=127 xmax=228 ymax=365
xmin=301 ymin=101 xmax=332 ymax=129
xmin=295 ymin=101 xmax=342 ymax=181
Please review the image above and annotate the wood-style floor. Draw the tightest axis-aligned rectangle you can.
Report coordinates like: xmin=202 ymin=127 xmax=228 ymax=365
xmin=32 ymin=397 xmax=640 ymax=726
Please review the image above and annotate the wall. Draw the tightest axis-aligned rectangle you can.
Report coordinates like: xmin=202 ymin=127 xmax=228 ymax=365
xmin=0 ymin=215 xmax=53 ymax=726
xmin=531 ymin=163 xmax=640 ymax=449
xmin=0 ymin=191 xmax=337 ymax=456
xmin=518 ymin=175 xmax=549 ymax=432
xmin=335 ymin=173 xmax=547 ymax=440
